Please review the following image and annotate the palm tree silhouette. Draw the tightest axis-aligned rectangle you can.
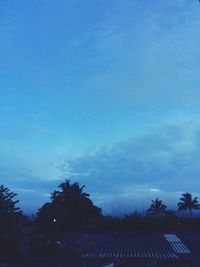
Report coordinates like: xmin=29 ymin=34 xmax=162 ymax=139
xmin=51 ymin=180 xmax=89 ymax=202
xmin=42 ymin=179 xmax=102 ymax=230
xmin=147 ymin=198 xmax=168 ymax=216
xmin=178 ymin=192 xmax=200 ymax=217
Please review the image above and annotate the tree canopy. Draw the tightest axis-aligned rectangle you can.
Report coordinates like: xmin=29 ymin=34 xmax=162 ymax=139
xmin=178 ymin=192 xmax=200 ymax=217
xmin=36 ymin=180 xmax=102 ymax=233
xmin=0 ymin=185 xmax=22 ymax=255
xmin=147 ymin=198 xmax=168 ymax=217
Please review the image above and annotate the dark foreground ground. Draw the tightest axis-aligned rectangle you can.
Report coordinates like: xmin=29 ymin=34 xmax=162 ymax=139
xmin=1 ymin=232 xmax=200 ymax=267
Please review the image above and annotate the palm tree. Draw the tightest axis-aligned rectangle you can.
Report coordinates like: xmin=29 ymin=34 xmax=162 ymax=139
xmin=147 ymin=198 xmax=168 ymax=217
xmin=178 ymin=192 xmax=200 ymax=217
xmin=37 ymin=179 xmax=101 ymax=232
xmin=51 ymin=180 xmax=89 ymax=202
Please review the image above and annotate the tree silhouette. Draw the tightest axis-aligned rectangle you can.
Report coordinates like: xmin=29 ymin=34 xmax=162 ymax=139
xmin=147 ymin=198 xmax=168 ymax=217
xmin=0 ymin=185 xmax=22 ymax=256
xmin=51 ymin=180 xmax=89 ymax=202
xmin=37 ymin=180 xmax=102 ymax=232
xmin=178 ymin=192 xmax=200 ymax=217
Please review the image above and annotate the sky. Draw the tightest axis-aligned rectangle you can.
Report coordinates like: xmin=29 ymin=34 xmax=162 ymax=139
xmin=1 ymin=0 xmax=200 ymax=215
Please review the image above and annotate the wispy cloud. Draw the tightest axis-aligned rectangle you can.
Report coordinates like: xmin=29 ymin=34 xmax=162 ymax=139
xmin=82 ymin=1 xmax=200 ymax=110
xmin=1 ymin=1 xmax=200 ymax=216
xmin=56 ymin=113 xmax=200 ymax=214
xmin=1 ymin=124 xmax=48 ymax=141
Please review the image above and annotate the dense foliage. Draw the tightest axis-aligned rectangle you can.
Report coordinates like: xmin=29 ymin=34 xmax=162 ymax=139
xmin=1 ymin=181 xmax=200 ymax=261
xmin=0 ymin=185 xmax=22 ymax=256
xmin=36 ymin=180 xmax=102 ymax=234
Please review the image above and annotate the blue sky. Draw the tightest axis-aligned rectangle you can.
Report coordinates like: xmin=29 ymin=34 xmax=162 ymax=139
xmin=1 ymin=0 xmax=200 ymax=215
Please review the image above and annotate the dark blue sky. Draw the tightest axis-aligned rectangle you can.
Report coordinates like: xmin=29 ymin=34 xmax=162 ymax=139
xmin=1 ymin=0 xmax=200 ymax=215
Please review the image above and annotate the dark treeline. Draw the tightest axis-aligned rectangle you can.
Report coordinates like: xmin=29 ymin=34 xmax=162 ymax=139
xmin=1 ymin=180 xmax=200 ymax=261
xmin=36 ymin=180 xmax=200 ymax=233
